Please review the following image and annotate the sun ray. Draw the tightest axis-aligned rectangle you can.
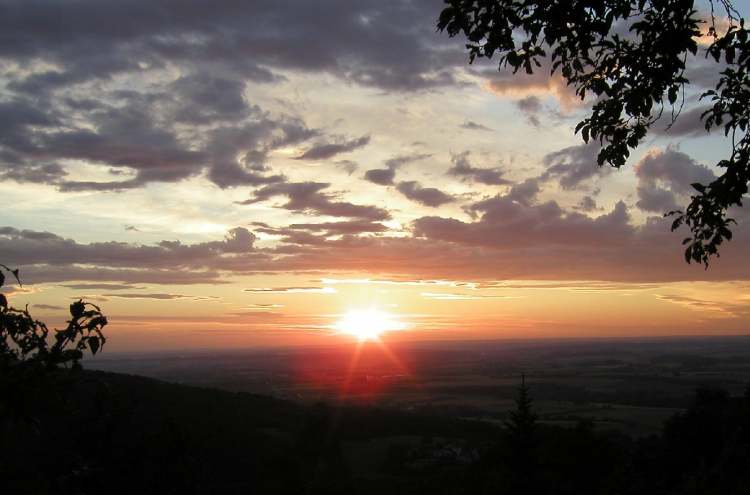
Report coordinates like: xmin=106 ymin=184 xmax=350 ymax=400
xmin=373 ymin=339 xmax=423 ymax=391
xmin=339 ymin=339 xmax=365 ymax=399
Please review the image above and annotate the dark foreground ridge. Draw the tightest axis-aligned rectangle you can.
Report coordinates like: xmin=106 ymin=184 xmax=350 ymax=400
xmin=3 ymin=368 xmax=750 ymax=495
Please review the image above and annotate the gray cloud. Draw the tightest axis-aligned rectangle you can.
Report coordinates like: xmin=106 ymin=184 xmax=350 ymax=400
xmin=0 ymin=225 xmax=264 ymax=270
xmin=634 ymin=148 xmax=716 ymax=213
xmin=169 ymin=73 xmax=253 ymax=124
xmin=335 ymin=160 xmax=359 ymax=175
xmin=0 ymin=0 xmax=465 ymax=191
xmin=252 ymin=220 xmax=388 ymax=244
xmin=541 ymin=142 xmax=609 ymax=190
xmin=14 ymin=265 xmax=226 ymax=286
xmin=33 ymin=304 xmax=66 ymax=310
xmin=295 ymin=135 xmax=370 ymax=161
xmin=447 ymin=151 xmax=511 ymax=186
xmin=396 ymin=181 xmax=456 ymax=207
xmin=61 ymin=283 xmax=143 ymax=290
xmin=635 ymin=148 xmax=716 ymax=194
xmin=636 ymin=185 xmax=681 ymax=213
xmin=574 ymin=196 xmax=599 ymax=212
xmin=515 ymin=96 xmax=543 ymax=127
xmin=0 ymin=91 xmax=310 ymax=191
xmin=364 ymin=168 xmax=397 ymax=185
xmin=417 ymin=194 xmax=633 ymax=250
xmin=0 ymin=1 xmax=462 ymax=93
xmin=363 ymin=152 xmax=431 ymax=186
xmin=460 ymin=120 xmax=493 ymax=131
xmin=384 ymin=153 xmax=432 ymax=169
xmin=243 ymin=287 xmax=335 ymax=294
xmin=103 ymin=293 xmax=216 ymax=300
xmin=287 ymin=220 xmax=389 ymax=236
xmin=2 ymin=206 xmax=749 ymax=287
xmin=505 ymin=178 xmax=541 ymax=206
xmin=238 ymin=182 xmax=390 ymax=220
xmin=652 ymin=106 xmax=712 ymax=138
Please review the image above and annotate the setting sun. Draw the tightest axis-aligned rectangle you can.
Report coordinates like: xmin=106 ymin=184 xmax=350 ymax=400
xmin=334 ymin=308 xmax=407 ymax=341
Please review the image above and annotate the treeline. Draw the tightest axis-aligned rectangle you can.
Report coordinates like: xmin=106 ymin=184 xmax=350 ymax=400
xmin=3 ymin=368 xmax=750 ymax=495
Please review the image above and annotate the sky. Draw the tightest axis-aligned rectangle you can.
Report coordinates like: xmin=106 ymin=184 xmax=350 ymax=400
xmin=1 ymin=0 xmax=749 ymax=351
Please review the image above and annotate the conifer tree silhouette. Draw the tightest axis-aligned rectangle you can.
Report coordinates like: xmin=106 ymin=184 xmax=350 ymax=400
xmin=504 ymin=374 xmax=540 ymax=494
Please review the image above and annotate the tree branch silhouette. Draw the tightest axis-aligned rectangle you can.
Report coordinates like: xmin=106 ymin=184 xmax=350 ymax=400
xmin=439 ymin=0 xmax=749 ymax=265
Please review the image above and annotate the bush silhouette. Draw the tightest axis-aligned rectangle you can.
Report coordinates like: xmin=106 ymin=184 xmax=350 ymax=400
xmin=0 ymin=264 xmax=107 ymax=372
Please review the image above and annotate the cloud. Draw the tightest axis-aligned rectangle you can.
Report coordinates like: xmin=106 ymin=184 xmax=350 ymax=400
xmin=447 ymin=151 xmax=511 ymax=186
xmin=241 ymin=303 xmax=285 ymax=311
xmin=0 ymin=1 xmax=463 ymax=93
xmin=0 ymin=92 xmax=310 ymax=191
xmin=243 ymin=287 xmax=336 ymax=294
xmin=103 ymin=293 xmax=217 ymax=300
xmin=384 ymin=153 xmax=432 ymax=169
xmin=238 ymin=182 xmax=390 ymax=220
xmin=2 ymin=211 xmax=749 ymax=288
xmin=61 ymin=283 xmax=143 ymax=290
xmin=420 ymin=292 xmax=517 ymax=300
xmin=416 ymin=195 xmax=633 ymax=250
xmin=574 ymin=196 xmax=599 ymax=212
xmin=460 ymin=120 xmax=493 ymax=131
xmin=396 ymin=181 xmax=456 ymax=207
xmin=287 ymin=220 xmax=389 ymax=236
xmin=635 ymin=185 xmax=681 ymax=213
xmin=656 ymin=293 xmax=750 ymax=318
xmin=295 ymin=135 xmax=370 ymax=160
xmin=19 ymin=266 xmax=226 ymax=286
xmin=634 ymin=148 xmax=716 ymax=213
xmin=482 ymin=65 xmax=581 ymax=112
xmin=203 ymin=116 xmax=316 ymax=189
xmin=364 ymin=152 xmax=431 ymax=186
xmin=335 ymin=160 xmax=359 ymax=175
xmin=319 ymin=277 xmax=479 ymax=288
xmin=1 ymin=163 xmax=68 ymax=184
xmin=635 ymin=148 xmax=716 ymax=194
xmin=1 ymin=1 xmax=469 ymax=191
xmin=652 ymin=106 xmax=712 ymax=137
xmin=515 ymin=96 xmax=543 ymax=127
xmin=364 ymin=168 xmax=397 ymax=186
xmin=0 ymin=225 xmax=266 ymax=277
xmin=251 ymin=220 xmax=388 ymax=245
xmin=505 ymin=177 xmax=542 ymax=206
xmin=540 ymin=142 xmax=609 ymax=190
xmin=169 ymin=73 xmax=253 ymax=124
xmin=33 ymin=304 xmax=66 ymax=310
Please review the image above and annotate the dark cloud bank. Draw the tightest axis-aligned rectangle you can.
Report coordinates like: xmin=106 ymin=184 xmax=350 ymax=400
xmin=0 ymin=0 xmax=462 ymax=191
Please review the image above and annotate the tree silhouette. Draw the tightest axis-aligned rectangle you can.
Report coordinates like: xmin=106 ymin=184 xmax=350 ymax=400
xmin=1 ymin=264 xmax=108 ymax=426
xmin=504 ymin=374 xmax=540 ymax=493
xmin=296 ymin=402 xmax=352 ymax=495
xmin=0 ymin=264 xmax=107 ymax=372
xmin=439 ymin=0 xmax=748 ymax=265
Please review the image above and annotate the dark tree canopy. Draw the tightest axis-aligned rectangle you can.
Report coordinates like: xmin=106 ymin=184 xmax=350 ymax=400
xmin=438 ymin=0 xmax=749 ymax=265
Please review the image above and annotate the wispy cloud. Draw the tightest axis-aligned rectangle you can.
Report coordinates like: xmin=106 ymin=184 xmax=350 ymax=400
xmin=243 ymin=287 xmax=337 ymax=294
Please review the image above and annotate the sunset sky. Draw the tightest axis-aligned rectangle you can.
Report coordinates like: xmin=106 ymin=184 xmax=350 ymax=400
xmin=1 ymin=0 xmax=749 ymax=351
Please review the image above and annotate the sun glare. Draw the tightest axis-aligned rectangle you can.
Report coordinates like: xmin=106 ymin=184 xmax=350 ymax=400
xmin=334 ymin=308 xmax=406 ymax=341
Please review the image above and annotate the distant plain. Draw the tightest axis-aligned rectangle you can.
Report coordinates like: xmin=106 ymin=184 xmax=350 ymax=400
xmin=89 ymin=336 xmax=750 ymax=436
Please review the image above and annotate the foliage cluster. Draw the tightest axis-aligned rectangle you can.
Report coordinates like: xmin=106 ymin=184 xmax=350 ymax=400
xmin=439 ymin=0 xmax=749 ymax=264
xmin=0 ymin=264 xmax=107 ymax=372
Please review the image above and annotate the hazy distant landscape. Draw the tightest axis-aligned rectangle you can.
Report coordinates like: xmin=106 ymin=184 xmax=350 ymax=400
xmin=89 ymin=336 xmax=750 ymax=436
